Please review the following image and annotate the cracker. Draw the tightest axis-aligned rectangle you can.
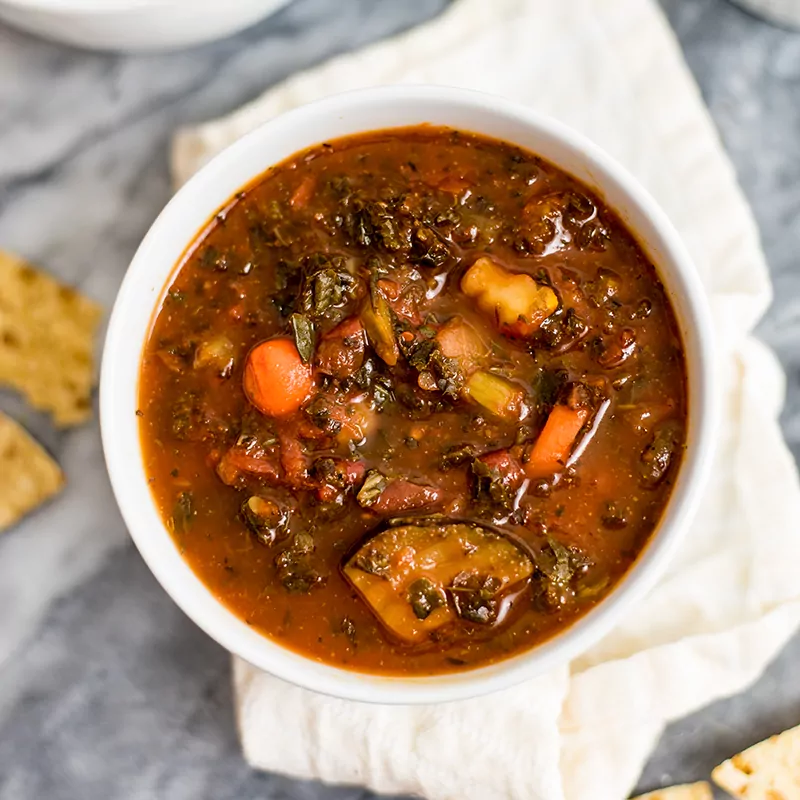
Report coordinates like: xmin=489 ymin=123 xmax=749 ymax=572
xmin=0 ymin=250 xmax=102 ymax=426
xmin=0 ymin=412 xmax=64 ymax=531
xmin=632 ymin=781 xmax=713 ymax=800
xmin=712 ymin=724 xmax=800 ymax=799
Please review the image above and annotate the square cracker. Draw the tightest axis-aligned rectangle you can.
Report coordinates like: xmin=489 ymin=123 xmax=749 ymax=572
xmin=712 ymin=724 xmax=800 ymax=799
xmin=0 ymin=250 xmax=102 ymax=426
xmin=633 ymin=782 xmax=713 ymax=800
xmin=0 ymin=412 xmax=64 ymax=531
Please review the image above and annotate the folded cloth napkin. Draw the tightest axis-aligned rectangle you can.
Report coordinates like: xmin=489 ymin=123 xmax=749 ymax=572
xmin=172 ymin=0 xmax=800 ymax=797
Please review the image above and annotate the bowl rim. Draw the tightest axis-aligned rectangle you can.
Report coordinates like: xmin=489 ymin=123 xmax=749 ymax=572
xmin=101 ymin=84 xmax=718 ymax=705
xmin=0 ymin=0 xmax=167 ymax=11
xmin=0 ymin=0 xmax=270 ymax=13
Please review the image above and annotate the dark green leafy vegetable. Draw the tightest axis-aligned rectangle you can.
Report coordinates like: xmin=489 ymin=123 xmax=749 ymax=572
xmin=170 ymin=391 xmax=201 ymax=439
xmin=405 ymin=339 xmax=438 ymax=371
xmin=347 ymin=197 xmax=407 ymax=251
xmin=235 ymin=409 xmax=278 ymax=451
xmin=407 ymin=577 xmax=446 ymax=620
xmin=171 ymin=491 xmax=195 ymax=536
xmin=600 ymin=501 xmax=629 ymax=530
xmin=537 ymin=537 xmax=573 ymax=585
xmin=533 ymin=537 xmax=593 ymax=611
xmin=340 ymin=616 xmax=358 ymax=645
xmin=471 ymin=459 xmax=514 ymax=512
xmin=311 ymin=457 xmax=360 ymax=491
xmin=304 ymin=396 xmax=343 ymax=436
xmin=402 ymin=338 xmax=463 ymax=400
xmin=353 ymin=547 xmax=391 ymax=577
xmin=411 ymin=223 xmax=450 ymax=267
xmin=291 ymin=313 xmax=316 ymax=364
xmin=440 ymin=443 xmax=476 ymax=470
xmin=241 ymin=496 xmax=289 ymax=546
xmin=449 ymin=572 xmax=502 ymax=624
xmin=361 ymin=284 xmax=399 ymax=366
xmin=275 ymin=533 xmax=323 ymax=593
xmin=156 ymin=342 xmax=192 ymax=373
xmin=586 ymin=268 xmax=622 ymax=307
xmin=299 ymin=254 xmax=357 ymax=324
xmin=356 ymin=469 xmax=388 ymax=508
xmin=531 ymin=369 xmax=568 ymax=414
xmin=536 ymin=308 xmax=588 ymax=351
xmin=639 ymin=422 xmax=681 ymax=487
xmin=371 ymin=375 xmax=394 ymax=411
xmin=272 ymin=259 xmax=302 ymax=317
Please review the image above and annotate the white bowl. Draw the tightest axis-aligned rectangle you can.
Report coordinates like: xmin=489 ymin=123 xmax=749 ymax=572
xmin=101 ymin=86 xmax=717 ymax=705
xmin=0 ymin=0 xmax=289 ymax=52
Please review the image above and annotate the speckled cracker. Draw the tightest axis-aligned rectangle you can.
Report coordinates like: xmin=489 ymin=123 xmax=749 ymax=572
xmin=0 ymin=412 xmax=64 ymax=531
xmin=632 ymin=782 xmax=713 ymax=800
xmin=712 ymin=724 xmax=800 ymax=799
xmin=0 ymin=250 xmax=102 ymax=426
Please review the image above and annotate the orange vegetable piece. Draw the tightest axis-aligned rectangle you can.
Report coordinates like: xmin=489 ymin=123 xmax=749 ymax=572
xmin=436 ymin=317 xmax=488 ymax=373
xmin=525 ymin=404 xmax=590 ymax=477
xmin=243 ymin=337 xmax=314 ymax=417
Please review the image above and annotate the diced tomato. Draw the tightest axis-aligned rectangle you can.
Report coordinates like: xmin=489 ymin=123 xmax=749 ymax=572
xmin=377 ymin=278 xmax=422 ymax=325
xmin=478 ymin=449 xmax=525 ymax=491
xmin=277 ymin=429 xmax=309 ymax=489
xmin=371 ymin=480 xmax=443 ymax=514
xmin=216 ymin=447 xmax=281 ymax=487
xmin=316 ymin=317 xmax=366 ymax=379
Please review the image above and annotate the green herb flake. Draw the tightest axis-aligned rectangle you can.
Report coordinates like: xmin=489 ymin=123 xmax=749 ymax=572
xmin=291 ymin=313 xmax=316 ymax=364
xmin=353 ymin=547 xmax=391 ymax=577
xmin=356 ymin=469 xmax=388 ymax=508
xmin=171 ymin=491 xmax=195 ymax=536
xmin=406 ymin=578 xmax=445 ymax=620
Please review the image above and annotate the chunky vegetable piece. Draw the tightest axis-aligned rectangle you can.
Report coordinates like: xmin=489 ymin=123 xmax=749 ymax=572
xmin=526 ymin=404 xmax=591 ymax=477
xmin=464 ymin=370 xmax=526 ymax=420
xmin=461 ymin=256 xmax=558 ymax=337
xmin=344 ymin=522 xmax=534 ymax=642
xmin=139 ymin=126 xmax=687 ymax=676
xmin=243 ymin=338 xmax=314 ymax=417
xmin=361 ymin=285 xmax=399 ymax=366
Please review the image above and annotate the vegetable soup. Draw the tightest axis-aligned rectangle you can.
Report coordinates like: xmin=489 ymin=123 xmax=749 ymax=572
xmin=138 ymin=127 xmax=687 ymax=675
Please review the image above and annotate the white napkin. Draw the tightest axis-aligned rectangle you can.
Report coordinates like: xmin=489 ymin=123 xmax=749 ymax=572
xmin=172 ymin=0 xmax=800 ymax=797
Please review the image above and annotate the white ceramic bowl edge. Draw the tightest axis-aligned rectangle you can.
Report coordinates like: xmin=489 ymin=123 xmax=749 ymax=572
xmin=0 ymin=0 xmax=289 ymax=52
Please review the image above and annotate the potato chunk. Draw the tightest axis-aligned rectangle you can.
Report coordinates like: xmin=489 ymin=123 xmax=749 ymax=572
xmin=435 ymin=316 xmax=488 ymax=373
xmin=461 ymin=257 xmax=558 ymax=337
xmin=343 ymin=522 xmax=533 ymax=643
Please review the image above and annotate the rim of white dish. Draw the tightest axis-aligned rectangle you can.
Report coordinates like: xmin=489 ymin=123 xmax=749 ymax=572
xmin=0 ymin=0 xmax=266 ymax=11
xmin=101 ymin=85 xmax=718 ymax=705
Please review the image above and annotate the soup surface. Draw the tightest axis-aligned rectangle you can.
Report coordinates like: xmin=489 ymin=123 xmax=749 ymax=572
xmin=139 ymin=126 xmax=686 ymax=675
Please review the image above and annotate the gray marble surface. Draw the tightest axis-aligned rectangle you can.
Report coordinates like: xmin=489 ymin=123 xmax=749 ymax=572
xmin=0 ymin=0 xmax=798 ymax=797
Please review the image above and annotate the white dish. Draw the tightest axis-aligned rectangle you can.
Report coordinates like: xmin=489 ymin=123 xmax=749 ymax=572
xmin=0 ymin=0 xmax=289 ymax=52
xmin=101 ymin=85 xmax=718 ymax=704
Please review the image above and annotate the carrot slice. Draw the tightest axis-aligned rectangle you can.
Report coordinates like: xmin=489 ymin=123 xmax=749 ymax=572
xmin=525 ymin=404 xmax=590 ymax=477
xmin=243 ymin=337 xmax=314 ymax=417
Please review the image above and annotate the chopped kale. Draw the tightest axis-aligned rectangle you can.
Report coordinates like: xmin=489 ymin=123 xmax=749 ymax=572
xmin=407 ymin=578 xmax=446 ymax=620
xmin=449 ymin=573 xmax=502 ymax=624
xmin=471 ymin=458 xmax=515 ymax=512
xmin=353 ymin=547 xmax=391 ymax=577
xmin=356 ymin=470 xmax=388 ymax=508
xmin=241 ymin=496 xmax=289 ymax=546
xmin=171 ymin=491 xmax=195 ymax=536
